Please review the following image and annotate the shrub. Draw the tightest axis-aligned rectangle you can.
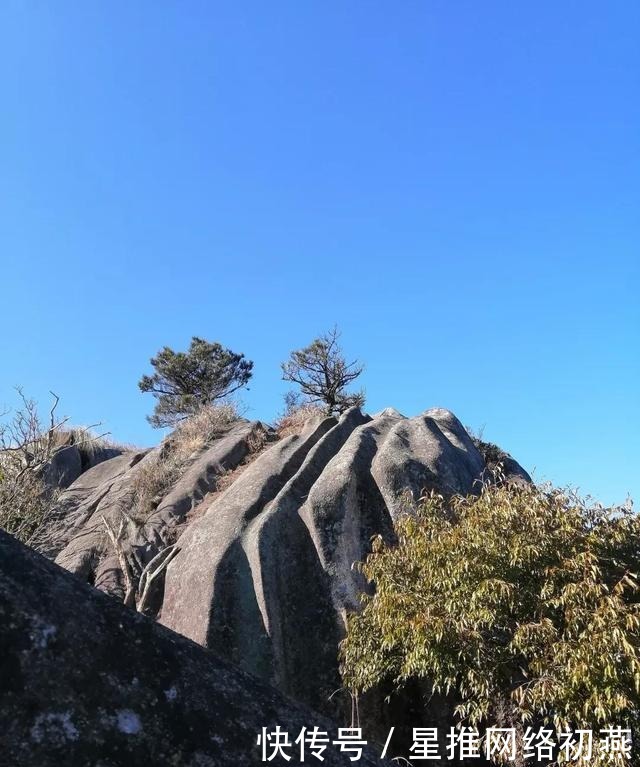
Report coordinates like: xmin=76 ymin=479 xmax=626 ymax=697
xmin=0 ymin=466 xmax=51 ymax=544
xmin=0 ymin=390 xmax=110 ymax=544
xmin=341 ymin=483 xmax=640 ymax=743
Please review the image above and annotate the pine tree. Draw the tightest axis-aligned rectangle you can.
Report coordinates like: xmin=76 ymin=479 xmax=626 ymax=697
xmin=139 ymin=337 xmax=253 ymax=428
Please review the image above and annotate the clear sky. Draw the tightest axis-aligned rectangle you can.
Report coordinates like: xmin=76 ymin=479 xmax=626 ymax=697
xmin=1 ymin=2 xmax=638 ymax=506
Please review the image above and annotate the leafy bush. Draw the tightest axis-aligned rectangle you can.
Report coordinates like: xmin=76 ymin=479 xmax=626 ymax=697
xmin=341 ymin=484 xmax=640 ymax=739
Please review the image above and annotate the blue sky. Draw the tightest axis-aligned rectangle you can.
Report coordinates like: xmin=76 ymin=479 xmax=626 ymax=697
xmin=1 ymin=1 xmax=638 ymax=505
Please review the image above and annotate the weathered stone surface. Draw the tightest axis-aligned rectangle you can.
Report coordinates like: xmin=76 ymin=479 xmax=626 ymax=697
xmin=42 ymin=444 xmax=83 ymax=489
xmin=34 ymin=451 xmax=147 ymax=560
xmin=243 ymin=407 xmax=371 ymax=708
xmin=161 ymin=415 xmax=338 ymax=650
xmin=162 ymin=409 xmax=370 ymax=709
xmin=137 ymin=419 xmax=271 ymax=555
xmin=500 ymin=455 xmax=531 ymax=484
xmin=51 ymin=421 xmax=270 ymax=599
xmin=300 ymin=409 xmax=404 ymax=617
xmin=53 ymin=449 xmax=157 ymax=584
xmin=43 ymin=443 xmax=125 ymax=491
xmin=161 ymin=406 xmax=522 ymax=720
xmin=0 ymin=530 xmax=385 ymax=766
xmin=371 ymin=408 xmax=485 ymax=518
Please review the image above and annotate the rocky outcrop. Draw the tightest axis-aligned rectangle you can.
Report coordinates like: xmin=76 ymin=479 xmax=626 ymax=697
xmin=471 ymin=436 xmax=532 ymax=486
xmin=160 ymin=407 xmax=525 ymax=716
xmin=51 ymin=448 xmax=153 ymax=582
xmin=48 ymin=420 xmax=270 ymax=597
xmin=159 ymin=414 xmax=339 ymax=651
xmin=0 ymin=530 xmax=386 ymax=766
xmin=34 ymin=450 xmax=148 ymax=560
xmin=134 ymin=419 xmax=271 ymax=556
xmin=370 ymin=408 xmax=486 ymax=515
xmin=42 ymin=406 xmax=529 ymax=728
xmin=42 ymin=442 xmax=125 ymax=491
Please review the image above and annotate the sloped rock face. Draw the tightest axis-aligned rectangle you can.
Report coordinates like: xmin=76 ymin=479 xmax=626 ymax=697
xmin=35 ymin=450 xmax=148 ymax=560
xmin=0 ymin=530 xmax=385 ymax=766
xmin=48 ymin=420 xmax=270 ymax=597
xmin=134 ymin=420 xmax=271 ymax=556
xmin=370 ymin=408 xmax=486 ymax=515
xmin=159 ymin=415 xmax=339 ymax=651
xmin=160 ymin=407 xmax=526 ymax=716
xmin=52 ymin=448 xmax=153 ymax=583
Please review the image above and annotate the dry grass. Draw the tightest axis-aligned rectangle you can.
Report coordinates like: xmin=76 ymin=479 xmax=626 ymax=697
xmin=51 ymin=426 xmax=115 ymax=450
xmin=177 ymin=424 xmax=272 ymax=533
xmin=53 ymin=427 xmax=136 ymax=466
xmin=0 ymin=390 xmax=119 ymax=544
xmin=131 ymin=403 xmax=240 ymax=521
xmin=174 ymin=402 xmax=239 ymax=450
xmin=0 ymin=466 xmax=54 ymax=544
xmin=274 ymin=402 xmax=326 ymax=438
xmin=131 ymin=449 xmax=185 ymax=522
xmin=214 ymin=427 xmax=270 ymax=495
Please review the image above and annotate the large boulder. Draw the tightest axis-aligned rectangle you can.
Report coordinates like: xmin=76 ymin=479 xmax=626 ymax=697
xmin=42 ymin=443 xmax=125 ymax=491
xmin=53 ymin=448 xmax=158 ymax=584
xmin=160 ymin=407 xmax=514 ymax=718
xmin=160 ymin=414 xmax=338 ymax=649
xmin=34 ymin=450 xmax=148 ymax=560
xmin=370 ymin=408 xmax=485 ymax=515
xmin=0 ymin=529 xmax=385 ymax=766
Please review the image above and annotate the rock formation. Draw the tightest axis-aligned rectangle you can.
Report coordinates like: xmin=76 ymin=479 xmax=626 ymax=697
xmin=42 ymin=438 xmax=125 ymax=491
xmin=41 ymin=405 xmax=529 ymax=727
xmin=0 ymin=529 xmax=385 ymax=766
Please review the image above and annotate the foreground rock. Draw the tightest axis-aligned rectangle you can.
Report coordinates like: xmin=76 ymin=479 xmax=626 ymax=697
xmin=0 ymin=530 xmax=386 ymax=766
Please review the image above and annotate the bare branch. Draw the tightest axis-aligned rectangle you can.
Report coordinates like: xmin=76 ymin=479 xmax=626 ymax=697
xmin=101 ymin=515 xmax=137 ymax=609
xmin=137 ymin=544 xmax=180 ymax=615
xmin=45 ymin=391 xmax=60 ymax=458
xmin=281 ymin=327 xmax=365 ymax=415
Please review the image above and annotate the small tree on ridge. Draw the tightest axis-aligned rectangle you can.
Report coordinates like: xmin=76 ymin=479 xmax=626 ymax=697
xmin=139 ymin=337 xmax=253 ymax=428
xmin=281 ymin=327 xmax=365 ymax=416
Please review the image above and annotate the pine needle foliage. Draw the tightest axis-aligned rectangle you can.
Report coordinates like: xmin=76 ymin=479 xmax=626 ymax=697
xmin=139 ymin=337 xmax=253 ymax=428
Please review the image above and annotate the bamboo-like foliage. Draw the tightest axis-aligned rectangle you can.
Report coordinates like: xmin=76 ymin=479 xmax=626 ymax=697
xmin=341 ymin=484 xmax=639 ymax=754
